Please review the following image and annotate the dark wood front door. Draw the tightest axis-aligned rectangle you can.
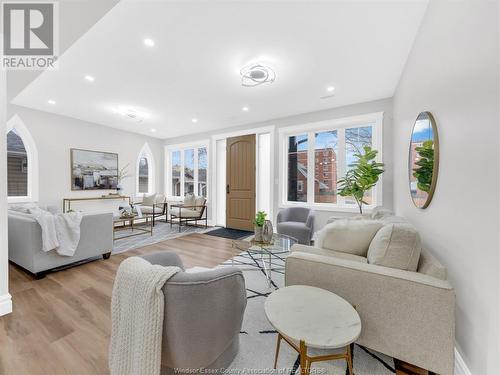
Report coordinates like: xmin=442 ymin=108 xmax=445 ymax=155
xmin=226 ymin=134 xmax=256 ymax=231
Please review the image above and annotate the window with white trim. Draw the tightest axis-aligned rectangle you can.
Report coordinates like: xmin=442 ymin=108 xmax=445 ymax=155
xmin=136 ymin=143 xmax=155 ymax=195
xmin=281 ymin=113 xmax=383 ymax=210
xmin=167 ymin=144 xmax=208 ymax=198
xmin=6 ymin=115 xmax=39 ymax=203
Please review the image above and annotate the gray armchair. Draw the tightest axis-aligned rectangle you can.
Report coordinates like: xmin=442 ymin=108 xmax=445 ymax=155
xmin=141 ymin=252 xmax=247 ymax=374
xmin=276 ymin=207 xmax=315 ymax=245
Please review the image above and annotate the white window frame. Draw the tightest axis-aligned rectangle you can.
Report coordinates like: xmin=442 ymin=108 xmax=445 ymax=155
xmin=136 ymin=142 xmax=155 ymax=197
xmin=165 ymin=140 xmax=209 ymax=200
xmin=6 ymin=115 xmax=39 ymax=204
xmin=279 ymin=112 xmax=383 ymax=212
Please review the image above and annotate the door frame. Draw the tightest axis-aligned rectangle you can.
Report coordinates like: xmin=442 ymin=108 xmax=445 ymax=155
xmin=211 ymin=125 xmax=275 ymax=227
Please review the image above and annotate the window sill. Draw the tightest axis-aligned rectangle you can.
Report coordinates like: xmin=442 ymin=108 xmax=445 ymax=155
xmin=279 ymin=202 xmax=374 ymax=214
xmin=8 ymin=197 xmax=37 ymax=204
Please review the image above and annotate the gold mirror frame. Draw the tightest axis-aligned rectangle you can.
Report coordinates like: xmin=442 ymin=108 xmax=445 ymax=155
xmin=408 ymin=111 xmax=439 ymax=209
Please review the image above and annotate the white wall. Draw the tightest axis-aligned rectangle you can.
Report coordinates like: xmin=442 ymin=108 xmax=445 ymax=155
xmin=392 ymin=1 xmax=499 ymax=374
xmin=7 ymin=105 xmax=164 ymax=212
xmin=0 ymin=54 xmax=12 ymax=316
xmin=165 ymin=98 xmax=393 ymax=230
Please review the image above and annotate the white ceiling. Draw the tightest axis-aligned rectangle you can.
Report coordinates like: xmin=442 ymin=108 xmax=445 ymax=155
xmin=12 ymin=0 xmax=429 ymax=139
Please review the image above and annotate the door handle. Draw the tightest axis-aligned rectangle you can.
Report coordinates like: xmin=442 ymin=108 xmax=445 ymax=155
xmin=226 ymin=185 xmax=230 ymax=194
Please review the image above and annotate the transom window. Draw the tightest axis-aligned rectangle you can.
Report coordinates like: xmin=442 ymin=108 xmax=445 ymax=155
xmin=167 ymin=143 xmax=208 ymax=198
xmin=280 ymin=113 xmax=383 ymax=210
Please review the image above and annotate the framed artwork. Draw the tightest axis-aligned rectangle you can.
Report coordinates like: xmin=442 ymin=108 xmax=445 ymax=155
xmin=71 ymin=148 xmax=118 ymax=190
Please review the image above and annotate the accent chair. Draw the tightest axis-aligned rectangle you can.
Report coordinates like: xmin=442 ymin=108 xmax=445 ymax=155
xmin=276 ymin=207 xmax=315 ymax=245
xmin=141 ymin=252 xmax=246 ymax=373
xmin=169 ymin=194 xmax=207 ymax=232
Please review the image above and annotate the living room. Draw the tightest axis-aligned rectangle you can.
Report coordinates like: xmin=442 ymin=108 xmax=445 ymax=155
xmin=0 ymin=1 xmax=498 ymax=375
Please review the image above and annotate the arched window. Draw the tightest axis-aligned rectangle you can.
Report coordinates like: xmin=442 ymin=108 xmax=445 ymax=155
xmin=6 ymin=115 xmax=39 ymax=203
xmin=136 ymin=143 xmax=155 ymax=195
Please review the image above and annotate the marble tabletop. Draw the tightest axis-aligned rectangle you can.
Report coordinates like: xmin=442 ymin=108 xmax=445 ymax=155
xmin=264 ymin=285 xmax=361 ymax=349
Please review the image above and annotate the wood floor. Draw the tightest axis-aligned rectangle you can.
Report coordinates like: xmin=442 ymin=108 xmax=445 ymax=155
xmin=0 ymin=233 xmax=430 ymax=375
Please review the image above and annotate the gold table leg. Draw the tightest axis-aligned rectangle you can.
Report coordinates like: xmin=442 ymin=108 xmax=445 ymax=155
xmin=273 ymin=333 xmax=282 ymax=369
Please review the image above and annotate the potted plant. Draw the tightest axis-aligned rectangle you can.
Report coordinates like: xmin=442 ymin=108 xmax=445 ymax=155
xmin=338 ymin=146 xmax=385 ymax=214
xmin=116 ymin=163 xmax=130 ymax=193
xmin=253 ymin=211 xmax=267 ymax=242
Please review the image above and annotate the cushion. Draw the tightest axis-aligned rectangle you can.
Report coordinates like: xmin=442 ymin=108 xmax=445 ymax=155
xmin=380 ymin=215 xmax=408 ymax=225
xmin=184 ymin=193 xmax=195 ymax=207
xmin=417 ymin=249 xmax=447 ymax=280
xmin=169 ymin=208 xmax=200 ymax=218
xmin=370 ymin=206 xmax=393 ymax=220
xmin=141 ymin=206 xmax=164 ymax=214
xmin=194 ymin=196 xmax=206 ymax=211
xmin=142 ymin=193 xmax=157 ymax=206
xmin=316 ymin=219 xmax=383 ymax=256
xmin=291 ymin=244 xmax=367 ymax=264
xmin=367 ymin=223 xmax=421 ymax=271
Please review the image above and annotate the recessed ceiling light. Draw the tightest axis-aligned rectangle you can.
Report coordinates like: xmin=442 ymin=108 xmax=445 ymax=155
xmin=48 ymin=99 xmax=56 ymax=105
xmin=242 ymin=106 xmax=249 ymax=112
xmin=144 ymin=38 xmax=155 ymax=47
xmin=85 ymin=75 xmax=95 ymax=82
xmin=327 ymin=86 xmax=335 ymax=92
xmin=191 ymin=118 xmax=198 ymax=123
xmin=150 ymin=128 xmax=157 ymax=133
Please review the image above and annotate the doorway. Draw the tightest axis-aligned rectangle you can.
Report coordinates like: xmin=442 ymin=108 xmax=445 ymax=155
xmin=226 ymin=134 xmax=256 ymax=230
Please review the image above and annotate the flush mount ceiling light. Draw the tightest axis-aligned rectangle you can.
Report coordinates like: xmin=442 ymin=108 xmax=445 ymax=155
xmin=85 ymin=75 xmax=95 ymax=82
xmin=47 ymin=99 xmax=56 ymax=105
xmin=240 ymin=63 xmax=275 ymax=87
xmin=242 ymin=106 xmax=249 ymax=112
xmin=113 ymin=106 xmax=149 ymax=123
xmin=191 ymin=118 xmax=198 ymax=123
xmin=327 ymin=86 xmax=335 ymax=92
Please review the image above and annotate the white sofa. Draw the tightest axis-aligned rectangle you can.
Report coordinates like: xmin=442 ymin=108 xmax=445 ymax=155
xmin=8 ymin=209 xmax=113 ymax=278
xmin=285 ymin=210 xmax=455 ymax=375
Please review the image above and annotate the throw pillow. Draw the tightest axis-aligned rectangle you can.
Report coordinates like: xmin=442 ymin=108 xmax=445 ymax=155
xmin=142 ymin=193 xmax=157 ymax=206
xmin=183 ymin=193 xmax=195 ymax=207
xmin=316 ymin=219 xmax=383 ymax=256
xmin=367 ymin=223 xmax=421 ymax=271
xmin=194 ymin=196 xmax=206 ymax=211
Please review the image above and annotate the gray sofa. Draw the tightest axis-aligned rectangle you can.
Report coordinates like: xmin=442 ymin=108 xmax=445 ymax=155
xmin=277 ymin=207 xmax=315 ymax=244
xmin=141 ymin=252 xmax=247 ymax=374
xmin=8 ymin=210 xmax=113 ymax=278
xmin=285 ymin=212 xmax=455 ymax=375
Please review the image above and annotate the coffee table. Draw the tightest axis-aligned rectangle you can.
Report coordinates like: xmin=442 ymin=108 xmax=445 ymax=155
xmin=265 ymin=285 xmax=361 ymax=374
xmin=232 ymin=233 xmax=297 ymax=287
xmin=113 ymin=214 xmax=154 ymax=242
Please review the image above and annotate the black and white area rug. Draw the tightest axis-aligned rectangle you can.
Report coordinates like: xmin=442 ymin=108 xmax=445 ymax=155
xmin=220 ymin=251 xmax=396 ymax=374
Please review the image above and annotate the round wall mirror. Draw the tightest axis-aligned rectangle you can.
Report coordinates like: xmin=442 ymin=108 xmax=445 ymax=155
xmin=408 ymin=111 xmax=439 ymax=209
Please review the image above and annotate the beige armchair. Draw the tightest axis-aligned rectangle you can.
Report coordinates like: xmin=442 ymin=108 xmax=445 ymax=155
xmin=137 ymin=194 xmax=167 ymax=226
xmin=169 ymin=194 xmax=207 ymax=232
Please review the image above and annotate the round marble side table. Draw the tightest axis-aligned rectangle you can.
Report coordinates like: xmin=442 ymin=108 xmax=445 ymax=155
xmin=264 ymin=285 xmax=361 ymax=374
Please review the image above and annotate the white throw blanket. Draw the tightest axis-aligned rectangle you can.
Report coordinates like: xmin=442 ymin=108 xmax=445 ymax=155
xmin=29 ymin=208 xmax=83 ymax=256
xmin=109 ymin=257 xmax=180 ymax=375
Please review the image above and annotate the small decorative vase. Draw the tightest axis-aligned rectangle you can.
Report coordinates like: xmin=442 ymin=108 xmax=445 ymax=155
xmin=254 ymin=225 xmax=263 ymax=242
xmin=262 ymin=220 xmax=274 ymax=243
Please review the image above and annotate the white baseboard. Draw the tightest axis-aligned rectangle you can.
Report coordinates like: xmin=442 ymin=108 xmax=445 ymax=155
xmin=455 ymin=347 xmax=472 ymax=375
xmin=0 ymin=293 xmax=12 ymax=316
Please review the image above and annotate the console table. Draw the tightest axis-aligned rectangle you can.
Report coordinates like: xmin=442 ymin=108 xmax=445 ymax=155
xmin=62 ymin=195 xmax=131 ymax=213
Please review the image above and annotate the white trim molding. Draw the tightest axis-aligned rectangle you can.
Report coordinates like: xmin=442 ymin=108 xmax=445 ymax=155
xmin=210 ymin=125 xmax=275 ymax=227
xmin=278 ymin=112 xmax=383 ymax=213
xmin=0 ymin=293 xmax=12 ymax=316
xmin=136 ymin=142 xmax=156 ymax=196
xmin=454 ymin=347 xmax=472 ymax=375
xmin=165 ymin=140 xmax=210 ymax=199
xmin=6 ymin=114 xmax=39 ymax=204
